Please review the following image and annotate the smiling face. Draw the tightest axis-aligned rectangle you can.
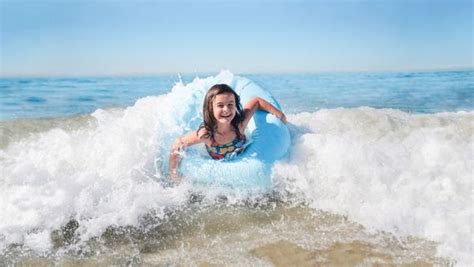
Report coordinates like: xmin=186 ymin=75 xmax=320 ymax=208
xmin=212 ymin=92 xmax=236 ymax=125
xmin=200 ymin=84 xmax=244 ymax=138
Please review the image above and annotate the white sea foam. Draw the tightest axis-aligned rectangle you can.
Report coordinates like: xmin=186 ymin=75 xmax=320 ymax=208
xmin=0 ymin=71 xmax=472 ymax=264
xmin=272 ymin=107 xmax=473 ymax=264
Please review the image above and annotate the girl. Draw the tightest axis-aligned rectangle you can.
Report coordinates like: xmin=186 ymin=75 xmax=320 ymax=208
xmin=169 ymin=84 xmax=287 ymax=182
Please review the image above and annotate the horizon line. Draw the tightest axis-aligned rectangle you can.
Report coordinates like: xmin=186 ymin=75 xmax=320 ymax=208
xmin=1 ymin=66 xmax=472 ymax=79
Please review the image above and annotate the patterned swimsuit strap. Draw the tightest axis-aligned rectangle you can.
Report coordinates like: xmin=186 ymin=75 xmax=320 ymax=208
xmin=210 ymin=132 xmax=244 ymax=148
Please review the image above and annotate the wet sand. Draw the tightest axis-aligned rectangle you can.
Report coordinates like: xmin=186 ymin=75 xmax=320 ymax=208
xmin=1 ymin=204 xmax=452 ymax=266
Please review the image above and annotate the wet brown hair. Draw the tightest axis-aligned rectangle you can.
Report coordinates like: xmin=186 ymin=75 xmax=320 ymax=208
xmin=198 ymin=84 xmax=245 ymax=139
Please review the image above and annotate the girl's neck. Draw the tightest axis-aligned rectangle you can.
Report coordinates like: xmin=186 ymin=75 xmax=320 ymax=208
xmin=215 ymin=123 xmax=233 ymax=135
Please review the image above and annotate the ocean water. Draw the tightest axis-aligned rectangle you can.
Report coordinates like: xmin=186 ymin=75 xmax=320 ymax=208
xmin=0 ymin=70 xmax=472 ymax=265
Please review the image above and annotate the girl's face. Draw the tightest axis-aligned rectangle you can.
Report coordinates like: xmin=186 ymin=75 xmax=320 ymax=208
xmin=212 ymin=93 xmax=236 ymax=125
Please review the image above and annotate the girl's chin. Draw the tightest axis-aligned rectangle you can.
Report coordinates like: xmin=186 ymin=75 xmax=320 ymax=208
xmin=216 ymin=117 xmax=233 ymax=124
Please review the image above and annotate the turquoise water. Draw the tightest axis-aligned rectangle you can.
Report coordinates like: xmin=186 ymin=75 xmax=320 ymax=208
xmin=248 ymin=70 xmax=474 ymax=114
xmin=1 ymin=70 xmax=472 ymax=121
xmin=0 ymin=76 xmax=178 ymax=120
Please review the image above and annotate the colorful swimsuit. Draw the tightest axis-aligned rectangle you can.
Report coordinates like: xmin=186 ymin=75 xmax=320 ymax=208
xmin=206 ymin=134 xmax=247 ymax=160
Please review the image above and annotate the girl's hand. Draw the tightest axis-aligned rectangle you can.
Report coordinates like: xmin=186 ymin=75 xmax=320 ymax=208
xmin=169 ymin=172 xmax=184 ymax=185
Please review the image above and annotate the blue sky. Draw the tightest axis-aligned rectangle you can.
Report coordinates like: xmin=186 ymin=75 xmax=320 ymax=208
xmin=0 ymin=0 xmax=472 ymax=76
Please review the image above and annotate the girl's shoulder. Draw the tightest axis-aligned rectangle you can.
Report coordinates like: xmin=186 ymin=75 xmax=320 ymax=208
xmin=196 ymin=127 xmax=212 ymax=145
xmin=196 ymin=126 xmax=209 ymax=137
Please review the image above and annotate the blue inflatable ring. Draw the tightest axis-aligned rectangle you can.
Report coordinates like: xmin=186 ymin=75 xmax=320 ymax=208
xmin=179 ymin=76 xmax=291 ymax=190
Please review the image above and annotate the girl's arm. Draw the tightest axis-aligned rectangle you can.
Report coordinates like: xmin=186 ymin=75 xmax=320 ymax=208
xmin=240 ymin=97 xmax=287 ymax=131
xmin=169 ymin=130 xmax=207 ymax=182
